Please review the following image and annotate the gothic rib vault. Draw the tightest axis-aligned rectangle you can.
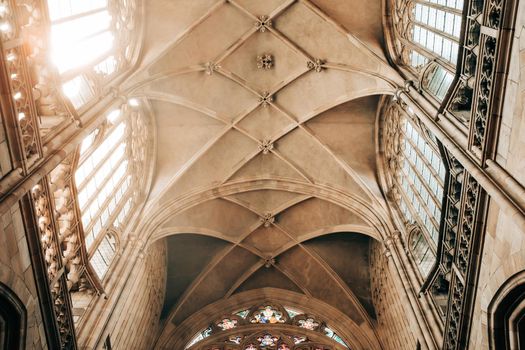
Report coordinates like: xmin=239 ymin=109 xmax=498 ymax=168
xmin=119 ymin=1 xmax=406 ymax=348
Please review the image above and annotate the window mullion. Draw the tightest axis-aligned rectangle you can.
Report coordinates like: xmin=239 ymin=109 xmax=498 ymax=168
xmin=77 ymin=126 xmax=124 ymax=190
xmin=401 ymin=158 xmax=441 ymax=233
xmin=80 ymin=152 xmax=126 ymax=212
xmin=402 ymin=130 xmax=445 ymax=188
xmin=398 ymin=36 xmax=456 ymax=71
xmin=412 ymin=21 xmax=460 ymax=44
xmin=60 ymin=50 xmax=116 ymax=82
xmin=393 ymin=176 xmax=438 ymax=253
xmin=413 ymin=0 xmax=463 ymax=15
xmin=403 ymin=149 xmax=443 ymax=218
xmin=51 ymin=7 xmax=107 ymax=25
xmin=86 ymin=173 xmax=130 ymax=256
xmin=403 ymin=29 xmax=458 ymax=69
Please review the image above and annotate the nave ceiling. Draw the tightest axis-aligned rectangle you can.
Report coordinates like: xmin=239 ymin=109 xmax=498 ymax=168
xmin=119 ymin=0 xmax=405 ymax=348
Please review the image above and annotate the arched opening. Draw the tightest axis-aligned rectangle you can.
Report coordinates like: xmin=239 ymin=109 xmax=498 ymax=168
xmin=381 ymin=97 xmax=448 ymax=278
xmin=489 ymin=272 xmax=525 ymax=349
xmin=74 ymin=101 xmax=151 ymax=284
xmin=0 ymin=283 xmax=26 ymax=350
xmin=45 ymin=0 xmax=139 ymax=110
xmin=184 ymin=303 xmax=349 ymax=350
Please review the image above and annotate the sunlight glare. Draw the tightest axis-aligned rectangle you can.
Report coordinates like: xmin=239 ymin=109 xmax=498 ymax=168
xmin=51 ymin=10 xmax=113 ymax=73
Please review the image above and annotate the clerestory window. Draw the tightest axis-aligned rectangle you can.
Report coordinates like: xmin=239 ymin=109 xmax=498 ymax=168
xmin=46 ymin=0 xmax=138 ymax=109
xmin=74 ymin=101 xmax=149 ymax=280
xmin=384 ymin=101 xmax=447 ymax=277
xmin=391 ymin=0 xmax=465 ymax=101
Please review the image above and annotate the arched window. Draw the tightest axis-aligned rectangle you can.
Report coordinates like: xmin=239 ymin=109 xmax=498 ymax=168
xmin=391 ymin=0 xmax=464 ymax=101
xmin=383 ymin=99 xmax=447 ymax=277
xmin=89 ymin=231 xmax=118 ymax=280
xmin=185 ymin=304 xmax=349 ymax=349
xmin=46 ymin=0 xmax=139 ymax=110
xmin=74 ymin=100 xmax=150 ymax=281
xmin=488 ymin=272 xmax=525 ymax=350
xmin=0 ymin=283 xmax=26 ymax=350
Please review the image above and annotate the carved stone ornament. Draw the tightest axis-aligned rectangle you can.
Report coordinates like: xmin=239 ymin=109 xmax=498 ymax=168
xmin=258 ymin=140 xmax=274 ymax=154
xmin=257 ymin=54 xmax=274 ymax=70
xmin=260 ymin=213 xmax=275 ymax=227
xmin=31 ymin=182 xmax=75 ymax=348
xmin=307 ymin=59 xmax=325 ymax=72
xmin=259 ymin=92 xmax=273 ymax=107
xmin=263 ymin=257 xmax=275 ymax=268
xmin=255 ymin=15 xmax=272 ymax=32
xmin=204 ymin=61 xmax=220 ymax=75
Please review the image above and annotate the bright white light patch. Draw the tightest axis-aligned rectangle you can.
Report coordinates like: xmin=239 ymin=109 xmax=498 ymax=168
xmin=50 ymin=10 xmax=113 ymax=73
xmin=107 ymin=109 xmax=121 ymax=124
xmin=128 ymin=98 xmax=139 ymax=107
xmin=62 ymin=78 xmax=80 ymax=98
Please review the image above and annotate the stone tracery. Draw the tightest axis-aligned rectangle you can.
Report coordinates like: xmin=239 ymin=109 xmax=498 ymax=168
xmin=185 ymin=302 xmax=348 ymax=350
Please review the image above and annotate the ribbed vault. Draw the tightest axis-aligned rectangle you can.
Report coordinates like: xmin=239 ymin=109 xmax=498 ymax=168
xmin=119 ymin=0 xmax=404 ymax=348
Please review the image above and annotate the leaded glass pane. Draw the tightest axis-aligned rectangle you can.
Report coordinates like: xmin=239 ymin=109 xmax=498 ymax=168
xmin=385 ymin=102 xmax=447 ymax=277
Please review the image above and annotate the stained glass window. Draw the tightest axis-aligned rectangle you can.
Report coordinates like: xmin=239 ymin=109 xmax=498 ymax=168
xmin=324 ymin=327 xmax=349 ymax=348
xmin=250 ymin=306 xmax=285 ymax=324
xmin=184 ymin=303 xmax=350 ymax=349
xmin=257 ymin=334 xmax=278 ymax=347
xmin=284 ymin=307 xmax=303 ymax=319
xmin=235 ymin=309 xmax=250 ymax=319
xmin=186 ymin=327 xmax=213 ymax=348
xmin=228 ymin=336 xmax=243 ymax=344
xmin=293 ymin=336 xmax=307 ymax=344
xmin=217 ymin=318 xmax=238 ymax=331
xmin=298 ymin=318 xmax=320 ymax=330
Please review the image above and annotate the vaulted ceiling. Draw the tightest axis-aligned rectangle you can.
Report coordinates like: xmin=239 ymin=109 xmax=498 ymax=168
xmin=122 ymin=0 xmax=404 ymax=348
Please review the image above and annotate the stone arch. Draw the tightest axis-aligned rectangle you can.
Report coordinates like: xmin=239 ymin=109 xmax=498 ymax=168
xmin=488 ymin=270 xmax=525 ymax=349
xmin=0 ymin=282 xmax=26 ymax=350
xmin=155 ymin=288 xmax=382 ymax=350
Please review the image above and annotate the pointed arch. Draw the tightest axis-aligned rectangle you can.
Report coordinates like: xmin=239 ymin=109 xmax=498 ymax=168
xmin=0 ymin=283 xmax=26 ymax=350
xmin=488 ymin=271 xmax=525 ymax=350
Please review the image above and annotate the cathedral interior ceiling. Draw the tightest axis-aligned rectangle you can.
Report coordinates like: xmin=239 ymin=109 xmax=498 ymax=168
xmin=118 ymin=0 xmax=406 ymax=346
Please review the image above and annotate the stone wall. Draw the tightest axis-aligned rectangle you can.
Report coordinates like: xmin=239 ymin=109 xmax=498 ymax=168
xmin=0 ymin=201 xmax=47 ymax=349
xmin=0 ymin=113 xmax=12 ymax=177
xmin=94 ymin=240 xmax=167 ymax=349
xmin=469 ymin=1 xmax=525 ymax=348
xmin=370 ymin=240 xmax=417 ymax=350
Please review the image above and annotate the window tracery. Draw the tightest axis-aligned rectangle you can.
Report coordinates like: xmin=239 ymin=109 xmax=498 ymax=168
xmin=383 ymin=99 xmax=447 ymax=277
xmin=0 ymin=0 xmax=141 ymax=151
xmin=198 ymin=331 xmax=336 ymax=350
xmin=391 ymin=0 xmax=464 ymax=101
xmin=73 ymin=100 xmax=150 ymax=282
xmin=250 ymin=305 xmax=286 ymax=324
xmin=46 ymin=0 xmax=139 ymax=110
xmin=185 ymin=303 xmax=348 ymax=349
xmin=392 ymin=0 xmax=463 ymax=68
